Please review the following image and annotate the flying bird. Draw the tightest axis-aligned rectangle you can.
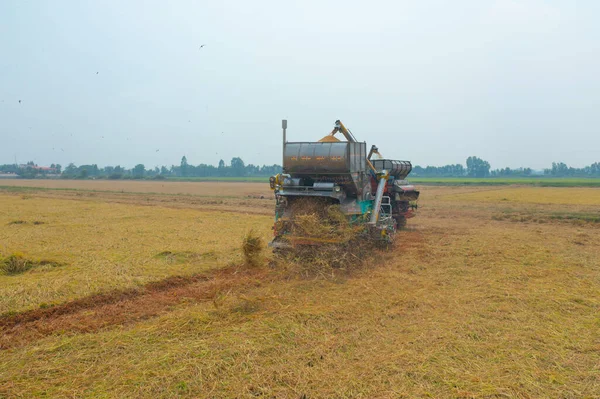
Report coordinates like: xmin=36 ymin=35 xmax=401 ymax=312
xmin=199 ymin=44 xmax=205 ymax=49
xmin=18 ymin=100 xmax=21 ymax=104
xmin=156 ymin=149 xmax=160 ymax=152
xmin=96 ymin=72 xmax=99 ymax=74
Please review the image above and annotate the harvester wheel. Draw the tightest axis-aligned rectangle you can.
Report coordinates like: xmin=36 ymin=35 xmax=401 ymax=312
xmin=395 ymin=216 xmax=407 ymax=229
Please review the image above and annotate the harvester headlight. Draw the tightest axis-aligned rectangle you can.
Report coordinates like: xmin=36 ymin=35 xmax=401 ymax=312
xmin=334 ymin=186 xmax=341 ymax=192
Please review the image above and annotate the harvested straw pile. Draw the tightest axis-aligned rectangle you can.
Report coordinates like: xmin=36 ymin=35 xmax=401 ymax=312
xmin=274 ymin=198 xmax=380 ymax=278
xmin=291 ymin=206 xmax=363 ymax=244
xmin=242 ymin=229 xmax=264 ymax=268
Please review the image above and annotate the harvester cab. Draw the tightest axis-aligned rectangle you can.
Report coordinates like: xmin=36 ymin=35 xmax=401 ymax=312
xmin=269 ymin=120 xmax=419 ymax=248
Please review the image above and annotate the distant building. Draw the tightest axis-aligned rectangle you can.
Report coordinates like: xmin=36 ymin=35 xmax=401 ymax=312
xmin=0 ymin=172 xmax=18 ymax=179
xmin=18 ymin=165 xmax=58 ymax=173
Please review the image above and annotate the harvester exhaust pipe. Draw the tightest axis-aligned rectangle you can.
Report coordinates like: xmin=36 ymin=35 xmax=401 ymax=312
xmin=282 ymin=119 xmax=287 ymax=165
xmin=369 ymin=170 xmax=389 ymax=224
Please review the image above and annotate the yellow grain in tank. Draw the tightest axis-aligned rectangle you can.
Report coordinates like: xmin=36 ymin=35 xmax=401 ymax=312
xmin=318 ymin=135 xmax=341 ymax=142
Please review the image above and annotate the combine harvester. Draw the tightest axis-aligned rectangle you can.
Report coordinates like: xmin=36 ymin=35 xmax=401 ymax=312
xmin=269 ymin=120 xmax=419 ymax=249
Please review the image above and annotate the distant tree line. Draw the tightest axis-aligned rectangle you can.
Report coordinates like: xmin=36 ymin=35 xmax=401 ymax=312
xmin=412 ymin=157 xmax=600 ymax=178
xmin=3 ymin=156 xmax=600 ymax=179
xmin=412 ymin=156 xmax=493 ymax=178
xmin=0 ymin=157 xmax=281 ymax=180
xmin=543 ymin=162 xmax=600 ymax=177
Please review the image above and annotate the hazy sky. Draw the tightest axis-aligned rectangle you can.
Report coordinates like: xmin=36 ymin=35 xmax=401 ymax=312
xmin=1 ymin=0 xmax=599 ymax=170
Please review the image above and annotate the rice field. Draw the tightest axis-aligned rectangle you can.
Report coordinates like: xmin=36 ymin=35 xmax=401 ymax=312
xmin=409 ymin=177 xmax=600 ymax=187
xmin=0 ymin=195 xmax=272 ymax=314
xmin=445 ymin=187 xmax=600 ymax=205
xmin=0 ymin=179 xmax=269 ymax=196
xmin=1 ymin=182 xmax=599 ymax=398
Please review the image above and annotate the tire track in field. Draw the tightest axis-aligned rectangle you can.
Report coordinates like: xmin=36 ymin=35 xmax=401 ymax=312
xmin=0 ymin=231 xmax=428 ymax=351
xmin=0 ymin=266 xmax=268 ymax=350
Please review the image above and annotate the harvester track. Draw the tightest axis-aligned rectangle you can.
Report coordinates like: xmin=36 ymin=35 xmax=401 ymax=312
xmin=0 ymin=266 xmax=267 ymax=350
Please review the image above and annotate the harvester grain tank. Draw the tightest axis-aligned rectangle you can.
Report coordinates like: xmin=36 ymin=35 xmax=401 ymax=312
xmin=269 ymin=120 xmax=419 ymax=248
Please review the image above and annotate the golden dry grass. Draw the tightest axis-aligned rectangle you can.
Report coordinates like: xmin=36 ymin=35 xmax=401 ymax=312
xmin=0 ymin=179 xmax=270 ymax=197
xmin=1 ymin=184 xmax=599 ymax=398
xmin=0 ymin=195 xmax=272 ymax=314
xmin=445 ymin=186 xmax=600 ymax=205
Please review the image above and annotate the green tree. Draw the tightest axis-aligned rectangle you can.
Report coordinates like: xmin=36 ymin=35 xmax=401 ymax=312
xmin=180 ymin=156 xmax=189 ymax=177
xmin=218 ymin=159 xmax=226 ymax=176
xmin=550 ymin=162 xmax=569 ymax=176
xmin=133 ymin=164 xmax=145 ymax=178
xmin=63 ymin=163 xmax=77 ymax=176
xmin=466 ymin=156 xmax=490 ymax=177
xmin=231 ymin=157 xmax=245 ymax=176
xmin=19 ymin=165 xmax=38 ymax=178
